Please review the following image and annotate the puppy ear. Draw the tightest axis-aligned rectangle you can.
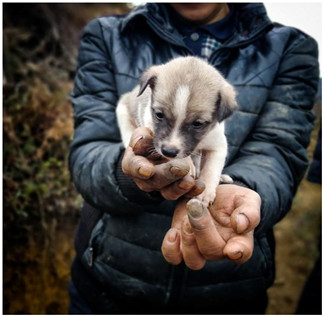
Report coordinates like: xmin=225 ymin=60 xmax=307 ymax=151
xmin=137 ymin=67 xmax=158 ymax=97
xmin=216 ymin=83 xmax=237 ymax=122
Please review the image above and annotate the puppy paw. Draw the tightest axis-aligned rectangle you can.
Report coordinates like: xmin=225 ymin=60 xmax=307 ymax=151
xmin=197 ymin=190 xmax=216 ymax=208
xmin=220 ymin=174 xmax=233 ymax=184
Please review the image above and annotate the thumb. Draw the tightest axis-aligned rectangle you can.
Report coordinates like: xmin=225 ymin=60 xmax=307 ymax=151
xmin=231 ymin=193 xmax=261 ymax=234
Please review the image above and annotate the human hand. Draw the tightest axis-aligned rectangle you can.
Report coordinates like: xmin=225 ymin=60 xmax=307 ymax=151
xmin=161 ymin=184 xmax=261 ymax=270
xmin=121 ymin=127 xmax=205 ymax=200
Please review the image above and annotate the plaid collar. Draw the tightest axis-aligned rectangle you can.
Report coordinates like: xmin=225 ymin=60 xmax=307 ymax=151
xmin=200 ymin=36 xmax=221 ymax=60
xmin=166 ymin=5 xmax=236 ymax=59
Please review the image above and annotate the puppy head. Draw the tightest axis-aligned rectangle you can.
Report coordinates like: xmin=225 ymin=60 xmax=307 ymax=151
xmin=138 ymin=57 xmax=237 ymax=159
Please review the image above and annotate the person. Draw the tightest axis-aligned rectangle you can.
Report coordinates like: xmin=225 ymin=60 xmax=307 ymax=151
xmin=68 ymin=3 xmax=319 ymax=314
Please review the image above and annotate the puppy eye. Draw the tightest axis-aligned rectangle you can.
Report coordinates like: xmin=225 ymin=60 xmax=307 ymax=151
xmin=155 ymin=111 xmax=164 ymax=121
xmin=192 ymin=121 xmax=205 ymax=129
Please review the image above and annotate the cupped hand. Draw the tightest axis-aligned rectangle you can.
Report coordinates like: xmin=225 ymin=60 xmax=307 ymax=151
xmin=121 ymin=127 xmax=205 ymax=200
xmin=161 ymin=184 xmax=261 ymax=270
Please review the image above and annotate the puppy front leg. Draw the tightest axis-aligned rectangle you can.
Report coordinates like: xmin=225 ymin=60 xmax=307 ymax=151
xmin=197 ymin=148 xmax=227 ymax=207
xmin=116 ymin=100 xmax=136 ymax=148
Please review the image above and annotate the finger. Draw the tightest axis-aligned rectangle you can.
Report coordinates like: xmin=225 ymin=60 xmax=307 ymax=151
xmin=162 ymin=199 xmax=188 ymax=265
xmin=134 ymin=161 xmax=191 ymax=193
xmin=133 ymin=135 xmax=164 ymax=162
xmin=129 ymin=128 xmax=165 ymax=162
xmin=160 ymin=174 xmax=196 ymax=200
xmin=185 ymin=180 xmax=206 ymax=199
xmin=156 ymin=158 xmax=190 ymax=178
xmin=180 ymin=216 xmax=206 ymax=270
xmin=230 ymin=193 xmax=261 ymax=234
xmin=186 ymin=199 xmax=226 ymax=261
xmin=150 ymin=159 xmax=190 ymax=190
xmin=161 ymin=228 xmax=182 ymax=265
xmin=122 ymin=146 xmax=155 ymax=179
xmin=171 ymin=199 xmax=189 ymax=229
xmin=223 ymin=231 xmax=254 ymax=264
xmin=129 ymin=127 xmax=153 ymax=148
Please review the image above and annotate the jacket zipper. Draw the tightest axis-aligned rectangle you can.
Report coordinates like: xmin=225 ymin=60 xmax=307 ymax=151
xmin=87 ymin=220 xmax=104 ymax=267
xmin=88 ymin=247 xmax=94 ymax=267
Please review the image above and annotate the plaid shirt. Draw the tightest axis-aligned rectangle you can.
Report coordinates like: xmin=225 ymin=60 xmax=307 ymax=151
xmin=200 ymin=35 xmax=222 ymax=60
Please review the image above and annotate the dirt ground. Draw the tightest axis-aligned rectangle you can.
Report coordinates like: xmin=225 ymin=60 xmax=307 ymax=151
xmin=266 ymin=178 xmax=321 ymax=314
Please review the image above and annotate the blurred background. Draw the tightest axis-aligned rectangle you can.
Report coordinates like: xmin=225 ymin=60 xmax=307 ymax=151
xmin=3 ymin=3 xmax=322 ymax=314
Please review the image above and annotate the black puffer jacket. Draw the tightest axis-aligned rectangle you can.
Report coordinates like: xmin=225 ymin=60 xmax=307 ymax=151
xmin=69 ymin=3 xmax=319 ymax=313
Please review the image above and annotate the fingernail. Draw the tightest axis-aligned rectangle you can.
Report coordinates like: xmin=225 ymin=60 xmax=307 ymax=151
xmin=195 ymin=181 xmax=206 ymax=192
xmin=170 ymin=166 xmax=188 ymax=177
xmin=229 ymin=250 xmax=243 ymax=260
xmin=168 ymin=229 xmax=178 ymax=243
xmin=138 ymin=166 xmax=153 ymax=178
xmin=178 ymin=180 xmax=192 ymax=190
xmin=184 ymin=221 xmax=194 ymax=234
xmin=236 ymin=213 xmax=250 ymax=233
xmin=132 ymin=135 xmax=144 ymax=147
xmin=135 ymin=135 xmax=144 ymax=142
xmin=185 ymin=182 xmax=206 ymax=198
xmin=187 ymin=199 xmax=204 ymax=219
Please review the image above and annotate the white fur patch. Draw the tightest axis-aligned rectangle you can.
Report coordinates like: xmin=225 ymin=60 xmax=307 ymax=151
xmin=167 ymin=85 xmax=190 ymax=151
xmin=142 ymin=99 xmax=153 ymax=129
xmin=174 ymin=85 xmax=190 ymax=124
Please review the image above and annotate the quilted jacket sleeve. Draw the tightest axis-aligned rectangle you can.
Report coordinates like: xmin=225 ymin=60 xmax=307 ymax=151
xmin=224 ymin=32 xmax=319 ymax=234
xmin=69 ymin=19 xmax=144 ymax=213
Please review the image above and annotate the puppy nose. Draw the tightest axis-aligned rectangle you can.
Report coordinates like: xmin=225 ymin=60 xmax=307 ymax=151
xmin=161 ymin=146 xmax=179 ymax=158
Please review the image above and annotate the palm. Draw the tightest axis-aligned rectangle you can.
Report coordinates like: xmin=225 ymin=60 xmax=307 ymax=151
xmin=167 ymin=184 xmax=261 ymax=268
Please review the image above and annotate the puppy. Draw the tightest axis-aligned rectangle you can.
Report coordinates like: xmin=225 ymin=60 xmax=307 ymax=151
xmin=116 ymin=56 xmax=237 ymax=206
